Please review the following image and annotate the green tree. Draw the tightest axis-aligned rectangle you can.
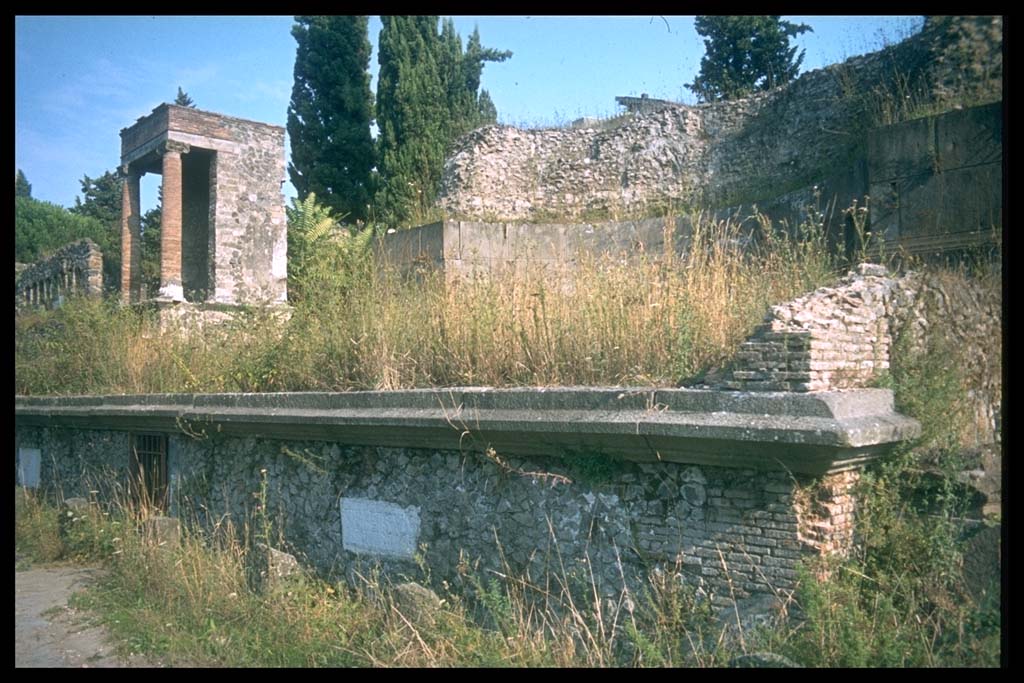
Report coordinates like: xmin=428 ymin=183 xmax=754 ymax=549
xmin=687 ymin=16 xmax=812 ymax=102
xmin=458 ymin=27 xmax=510 ymax=132
xmin=287 ymin=16 xmax=376 ymax=223
xmin=477 ymin=89 xmax=498 ymax=125
xmin=69 ymin=170 xmax=124 ymax=286
xmin=375 ymin=17 xmax=509 ymax=226
xmin=15 ymin=169 xmax=32 ymax=198
xmin=375 ymin=16 xmax=448 ymax=225
xmin=175 ymin=86 xmax=196 ymax=107
xmin=140 ymin=205 xmax=162 ymax=298
xmin=15 ymin=196 xmax=112 ymax=264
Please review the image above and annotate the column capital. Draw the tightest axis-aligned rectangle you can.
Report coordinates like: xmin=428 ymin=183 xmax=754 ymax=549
xmin=161 ymin=140 xmax=191 ymax=156
xmin=118 ymin=164 xmax=140 ymax=181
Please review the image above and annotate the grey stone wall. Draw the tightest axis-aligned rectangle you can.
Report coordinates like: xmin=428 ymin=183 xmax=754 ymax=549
xmin=867 ymin=101 xmax=1002 ymax=253
xmin=201 ymin=114 xmax=288 ymax=305
xmin=380 ymin=216 xmax=691 ymax=279
xmin=438 ymin=17 xmax=1001 ymax=225
xmin=16 ymin=426 xmax=128 ymax=501
xmin=18 ymin=424 xmax=858 ymax=610
xmin=15 ymin=239 xmax=104 ymax=311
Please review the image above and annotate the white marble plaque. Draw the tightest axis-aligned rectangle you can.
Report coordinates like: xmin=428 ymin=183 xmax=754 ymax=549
xmin=18 ymin=447 xmax=41 ymax=488
xmin=340 ymin=497 xmax=420 ymax=558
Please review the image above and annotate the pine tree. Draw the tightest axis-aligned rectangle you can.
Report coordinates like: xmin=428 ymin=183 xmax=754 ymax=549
xmin=287 ymin=16 xmax=376 ymax=222
xmin=687 ymin=16 xmax=812 ymax=102
xmin=15 ymin=169 xmax=32 ymax=198
xmin=175 ymin=86 xmax=196 ymax=107
xmin=70 ymin=171 xmax=121 ymax=232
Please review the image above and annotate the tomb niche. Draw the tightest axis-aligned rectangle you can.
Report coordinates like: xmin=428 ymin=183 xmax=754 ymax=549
xmin=118 ymin=104 xmax=288 ymax=321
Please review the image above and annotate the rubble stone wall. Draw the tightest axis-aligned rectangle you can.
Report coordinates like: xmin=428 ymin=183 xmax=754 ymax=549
xmin=15 ymin=239 xmax=103 ymax=310
xmin=16 ymin=423 xmax=862 ymax=612
xmin=438 ymin=17 xmax=1002 ymax=223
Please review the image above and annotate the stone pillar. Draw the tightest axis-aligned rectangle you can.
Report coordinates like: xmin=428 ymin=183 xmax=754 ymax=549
xmin=120 ymin=168 xmax=142 ymax=304
xmin=159 ymin=141 xmax=190 ymax=301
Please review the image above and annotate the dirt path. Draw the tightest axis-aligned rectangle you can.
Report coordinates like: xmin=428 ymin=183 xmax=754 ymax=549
xmin=15 ymin=563 xmax=157 ymax=668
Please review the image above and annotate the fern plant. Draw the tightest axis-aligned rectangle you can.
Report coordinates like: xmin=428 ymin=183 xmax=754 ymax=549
xmin=286 ymin=193 xmax=375 ymax=304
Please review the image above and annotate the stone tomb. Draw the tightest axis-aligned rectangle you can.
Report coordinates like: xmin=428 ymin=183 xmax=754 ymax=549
xmin=119 ymin=104 xmax=288 ymax=309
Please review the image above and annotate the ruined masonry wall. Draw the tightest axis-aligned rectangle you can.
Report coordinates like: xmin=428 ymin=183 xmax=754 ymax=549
xmin=719 ymin=264 xmax=1001 ymax=445
xmin=438 ymin=17 xmax=1001 ymax=221
xmin=15 ymin=239 xmax=103 ymax=310
xmin=18 ymin=425 xmax=855 ymax=610
xmin=177 ymin=110 xmax=290 ymax=306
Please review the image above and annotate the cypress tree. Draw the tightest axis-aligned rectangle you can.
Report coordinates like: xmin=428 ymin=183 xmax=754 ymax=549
xmin=477 ymin=89 xmax=498 ymax=125
xmin=375 ymin=17 xmax=510 ymax=226
xmin=288 ymin=16 xmax=375 ymax=222
xmin=461 ymin=28 xmax=510 ymax=131
xmin=375 ymin=15 xmax=448 ymax=225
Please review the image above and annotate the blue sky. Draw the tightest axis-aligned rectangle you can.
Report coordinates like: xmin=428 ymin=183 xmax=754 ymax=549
xmin=15 ymin=15 xmax=923 ymax=211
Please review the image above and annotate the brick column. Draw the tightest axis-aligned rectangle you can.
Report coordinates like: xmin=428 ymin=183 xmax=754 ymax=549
xmin=120 ymin=168 xmax=141 ymax=304
xmin=159 ymin=141 xmax=190 ymax=301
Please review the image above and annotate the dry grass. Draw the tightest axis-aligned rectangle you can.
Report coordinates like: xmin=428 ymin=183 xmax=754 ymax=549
xmin=15 ymin=211 xmax=836 ymax=396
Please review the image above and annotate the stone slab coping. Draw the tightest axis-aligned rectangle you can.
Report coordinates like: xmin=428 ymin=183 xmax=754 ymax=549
xmin=15 ymin=388 xmax=920 ymax=476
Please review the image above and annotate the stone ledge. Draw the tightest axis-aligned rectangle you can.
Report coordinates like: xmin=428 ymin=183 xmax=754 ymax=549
xmin=14 ymin=387 xmax=919 ymax=476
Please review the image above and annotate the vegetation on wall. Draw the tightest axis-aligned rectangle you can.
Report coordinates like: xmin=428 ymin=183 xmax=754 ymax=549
xmin=174 ymin=86 xmax=196 ymax=108
xmin=14 ymin=203 xmax=1000 ymax=667
xmin=15 ymin=208 xmax=835 ymax=396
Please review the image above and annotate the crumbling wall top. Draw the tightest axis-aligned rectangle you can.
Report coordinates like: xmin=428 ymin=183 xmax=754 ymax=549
xmin=120 ymin=103 xmax=283 ymax=161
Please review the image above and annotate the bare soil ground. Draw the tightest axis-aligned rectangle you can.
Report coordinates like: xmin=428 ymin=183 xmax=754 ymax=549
xmin=15 ymin=562 xmax=158 ymax=668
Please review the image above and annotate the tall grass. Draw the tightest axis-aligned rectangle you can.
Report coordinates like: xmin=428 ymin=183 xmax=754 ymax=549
xmin=16 ymin=485 xmax=741 ymax=667
xmin=15 ymin=211 xmax=835 ymax=396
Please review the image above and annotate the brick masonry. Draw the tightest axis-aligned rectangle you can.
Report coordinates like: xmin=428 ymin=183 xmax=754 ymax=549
xmin=714 ymin=263 xmax=1001 ymax=446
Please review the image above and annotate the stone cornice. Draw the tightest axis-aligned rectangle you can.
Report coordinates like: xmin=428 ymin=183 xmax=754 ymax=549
xmin=15 ymin=387 xmax=920 ymax=475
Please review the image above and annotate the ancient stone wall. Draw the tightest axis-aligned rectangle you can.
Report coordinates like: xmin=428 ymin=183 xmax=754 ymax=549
xmin=16 ymin=426 xmax=128 ymax=500
xmin=716 ymin=263 xmax=1001 ymax=446
xmin=18 ymin=424 xmax=861 ymax=612
xmin=867 ymin=101 xmax=1002 ymax=253
xmin=438 ymin=17 xmax=1001 ymax=223
xmin=200 ymin=113 xmax=288 ymax=305
xmin=380 ymin=216 xmax=690 ymax=280
xmin=15 ymin=239 xmax=103 ymax=310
